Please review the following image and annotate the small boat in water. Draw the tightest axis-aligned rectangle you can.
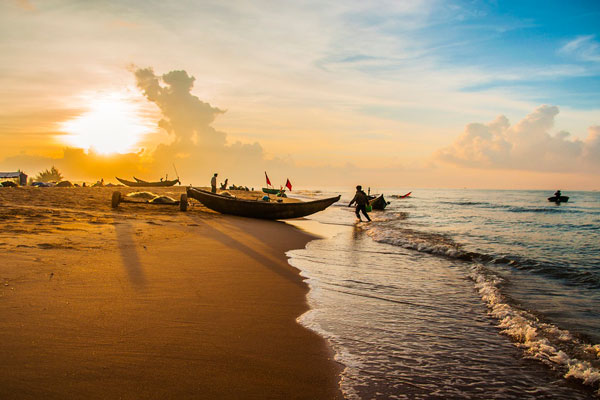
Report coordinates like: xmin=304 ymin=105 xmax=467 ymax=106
xmin=369 ymin=194 xmax=389 ymax=210
xmin=116 ymin=177 xmax=180 ymax=187
xmin=187 ymin=187 xmax=339 ymax=219
xmin=391 ymin=192 xmax=411 ymax=199
xmin=548 ymin=196 xmax=569 ymax=203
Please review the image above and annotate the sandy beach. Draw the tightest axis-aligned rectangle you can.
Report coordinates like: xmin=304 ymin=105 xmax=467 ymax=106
xmin=0 ymin=186 xmax=342 ymax=399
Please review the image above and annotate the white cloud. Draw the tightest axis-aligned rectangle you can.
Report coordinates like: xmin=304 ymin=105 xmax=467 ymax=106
xmin=559 ymin=35 xmax=600 ymax=63
xmin=436 ymin=105 xmax=600 ymax=173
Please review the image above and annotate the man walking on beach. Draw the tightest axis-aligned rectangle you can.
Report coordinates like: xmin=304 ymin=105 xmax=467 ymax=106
xmin=349 ymin=185 xmax=371 ymax=222
xmin=211 ymin=173 xmax=218 ymax=193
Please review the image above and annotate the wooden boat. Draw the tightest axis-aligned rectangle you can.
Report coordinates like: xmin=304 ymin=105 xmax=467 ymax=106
xmin=262 ymin=187 xmax=285 ymax=195
xmin=187 ymin=187 xmax=340 ymax=219
xmin=116 ymin=177 xmax=180 ymax=187
xmin=369 ymin=194 xmax=389 ymax=210
xmin=262 ymin=187 xmax=286 ymax=197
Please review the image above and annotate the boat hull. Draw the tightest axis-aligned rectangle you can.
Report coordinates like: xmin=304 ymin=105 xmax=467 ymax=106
xmin=262 ymin=187 xmax=285 ymax=195
xmin=116 ymin=177 xmax=180 ymax=187
xmin=369 ymin=194 xmax=388 ymax=210
xmin=548 ymin=196 xmax=569 ymax=203
xmin=187 ymin=187 xmax=340 ymax=219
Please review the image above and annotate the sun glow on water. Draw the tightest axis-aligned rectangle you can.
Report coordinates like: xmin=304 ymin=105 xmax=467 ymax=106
xmin=59 ymin=91 xmax=153 ymax=155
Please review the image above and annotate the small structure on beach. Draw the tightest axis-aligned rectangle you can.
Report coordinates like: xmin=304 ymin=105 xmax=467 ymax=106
xmin=0 ymin=171 xmax=27 ymax=186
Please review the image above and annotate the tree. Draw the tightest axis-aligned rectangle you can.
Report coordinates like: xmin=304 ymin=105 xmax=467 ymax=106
xmin=35 ymin=166 xmax=63 ymax=183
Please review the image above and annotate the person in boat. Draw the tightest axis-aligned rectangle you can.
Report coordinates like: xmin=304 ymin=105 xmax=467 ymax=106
xmin=348 ymin=185 xmax=371 ymax=222
xmin=554 ymin=190 xmax=562 ymax=197
xmin=211 ymin=173 xmax=218 ymax=193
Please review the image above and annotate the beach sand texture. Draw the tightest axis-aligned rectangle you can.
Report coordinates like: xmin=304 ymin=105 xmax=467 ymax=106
xmin=0 ymin=186 xmax=341 ymax=399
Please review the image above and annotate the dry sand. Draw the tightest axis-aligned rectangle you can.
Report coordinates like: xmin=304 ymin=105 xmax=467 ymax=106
xmin=0 ymin=186 xmax=342 ymax=399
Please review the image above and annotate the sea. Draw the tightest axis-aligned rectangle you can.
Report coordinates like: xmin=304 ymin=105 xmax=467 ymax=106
xmin=285 ymin=188 xmax=600 ymax=399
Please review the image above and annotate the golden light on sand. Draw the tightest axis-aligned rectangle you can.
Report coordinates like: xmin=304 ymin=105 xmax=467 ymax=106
xmin=59 ymin=92 xmax=153 ymax=155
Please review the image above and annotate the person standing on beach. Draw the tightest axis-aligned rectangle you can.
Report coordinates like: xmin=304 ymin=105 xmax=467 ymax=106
xmin=211 ymin=173 xmax=218 ymax=193
xmin=349 ymin=185 xmax=371 ymax=222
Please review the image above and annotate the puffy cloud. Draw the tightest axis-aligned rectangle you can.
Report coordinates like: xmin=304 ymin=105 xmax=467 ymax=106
xmin=436 ymin=105 xmax=600 ymax=173
xmin=134 ymin=68 xmax=226 ymax=150
xmin=131 ymin=67 xmax=269 ymax=183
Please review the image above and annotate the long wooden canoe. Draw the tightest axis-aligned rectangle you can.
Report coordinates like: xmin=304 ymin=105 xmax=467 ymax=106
xmin=369 ymin=194 xmax=388 ymax=210
xmin=187 ymin=187 xmax=340 ymax=219
xmin=116 ymin=177 xmax=180 ymax=187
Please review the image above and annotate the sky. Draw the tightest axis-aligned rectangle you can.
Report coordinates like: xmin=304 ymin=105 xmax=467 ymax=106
xmin=0 ymin=0 xmax=599 ymax=189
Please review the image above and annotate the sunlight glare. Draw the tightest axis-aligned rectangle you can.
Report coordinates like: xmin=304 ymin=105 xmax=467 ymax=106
xmin=60 ymin=92 xmax=153 ymax=155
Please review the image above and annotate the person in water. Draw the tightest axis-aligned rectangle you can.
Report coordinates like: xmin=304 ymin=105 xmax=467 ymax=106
xmin=211 ymin=173 xmax=218 ymax=193
xmin=349 ymin=185 xmax=372 ymax=222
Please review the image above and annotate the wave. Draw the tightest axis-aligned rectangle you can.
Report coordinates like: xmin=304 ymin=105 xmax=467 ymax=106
xmin=469 ymin=264 xmax=600 ymax=395
xmin=367 ymin=226 xmax=600 ymax=289
xmin=440 ymin=200 xmax=494 ymax=207
xmin=439 ymin=200 xmax=588 ymax=214
xmin=507 ymin=206 xmax=584 ymax=214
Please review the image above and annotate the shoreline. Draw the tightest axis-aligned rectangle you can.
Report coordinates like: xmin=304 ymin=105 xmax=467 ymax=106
xmin=0 ymin=187 xmax=343 ymax=399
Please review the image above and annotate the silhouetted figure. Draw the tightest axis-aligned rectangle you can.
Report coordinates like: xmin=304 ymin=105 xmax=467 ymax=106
xmin=348 ymin=185 xmax=371 ymax=222
xmin=211 ymin=173 xmax=218 ymax=193
xmin=554 ymin=190 xmax=562 ymax=197
xmin=220 ymin=178 xmax=228 ymax=190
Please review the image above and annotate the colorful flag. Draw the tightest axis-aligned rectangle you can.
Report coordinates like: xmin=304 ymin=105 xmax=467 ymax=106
xmin=285 ymin=179 xmax=292 ymax=191
xmin=265 ymin=171 xmax=272 ymax=186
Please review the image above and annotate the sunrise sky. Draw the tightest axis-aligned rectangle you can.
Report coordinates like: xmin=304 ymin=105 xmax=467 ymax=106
xmin=1 ymin=0 xmax=599 ymax=189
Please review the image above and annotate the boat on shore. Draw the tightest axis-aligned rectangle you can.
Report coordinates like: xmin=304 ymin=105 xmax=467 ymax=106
xmin=369 ymin=194 xmax=389 ymax=210
xmin=116 ymin=177 xmax=180 ymax=187
xmin=187 ymin=187 xmax=340 ymax=219
xmin=262 ymin=187 xmax=287 ymax=197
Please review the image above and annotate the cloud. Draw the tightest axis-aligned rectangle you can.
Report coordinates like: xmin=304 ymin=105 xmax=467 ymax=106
xmin=436 ymin=105 xmax=600 ymax=173
xmin=132 ymin=67 xmax=270 ymax=181
xmin=134 ymin=67 xmax=227 ymax=149
xmin=559 ymin=35 xmax=600 ymax=63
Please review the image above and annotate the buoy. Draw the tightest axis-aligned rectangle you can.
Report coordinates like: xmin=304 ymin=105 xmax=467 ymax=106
xmin=111 ymin=191 xmax=122 ymax=208
xmin=179 ymin=193 xmax=188 ymax=211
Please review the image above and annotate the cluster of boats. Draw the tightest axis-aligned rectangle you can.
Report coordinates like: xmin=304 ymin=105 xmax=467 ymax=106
xmin=112 ymin=173 xmax=417 ymax=220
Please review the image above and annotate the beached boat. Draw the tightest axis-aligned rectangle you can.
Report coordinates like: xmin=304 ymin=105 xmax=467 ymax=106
xmin=262 ymin=187 xmax=287 ymax=197
xmin=187 ymin=187 xmax=340 ymax=219
xmin=116 ymin=177 xmax=180 ymax=187
xmin=369 ymin=194 xmax=389 ymax=210
xmin=262 ymin=187 xmax=285 ymax=195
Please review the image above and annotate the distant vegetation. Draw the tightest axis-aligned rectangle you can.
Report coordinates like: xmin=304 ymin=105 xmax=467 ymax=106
xmin=34 ymin=166 xmax=63 ymax=183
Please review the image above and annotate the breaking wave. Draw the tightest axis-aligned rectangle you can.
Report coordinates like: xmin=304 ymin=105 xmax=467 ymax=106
xmin=469 ymin=264 xmax=600 ymax=394
xmin=366 ymin=224 xmax=600 ymax=289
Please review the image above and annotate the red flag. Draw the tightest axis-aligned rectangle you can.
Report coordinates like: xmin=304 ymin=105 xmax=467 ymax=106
xmin=265 ymin=171 xmax=271 ymax=186
xmin=285 ymin=179 xmax=292 ymax=191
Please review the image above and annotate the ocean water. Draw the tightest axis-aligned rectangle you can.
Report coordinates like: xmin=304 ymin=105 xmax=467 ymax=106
xmin=286 ymin=189 xmax=600 ymax=399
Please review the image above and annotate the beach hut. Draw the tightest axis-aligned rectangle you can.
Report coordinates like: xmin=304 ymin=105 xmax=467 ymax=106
xmin=0 ymin=171 xmax=28 ymax=186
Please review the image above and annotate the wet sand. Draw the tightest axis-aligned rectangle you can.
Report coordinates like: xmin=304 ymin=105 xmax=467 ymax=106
xmin=0 ymin=186 xmax=342 ymax=399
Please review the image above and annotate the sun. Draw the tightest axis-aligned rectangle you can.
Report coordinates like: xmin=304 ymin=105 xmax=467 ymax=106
xmin=59 ymin=91 xmax=154 ymax=155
